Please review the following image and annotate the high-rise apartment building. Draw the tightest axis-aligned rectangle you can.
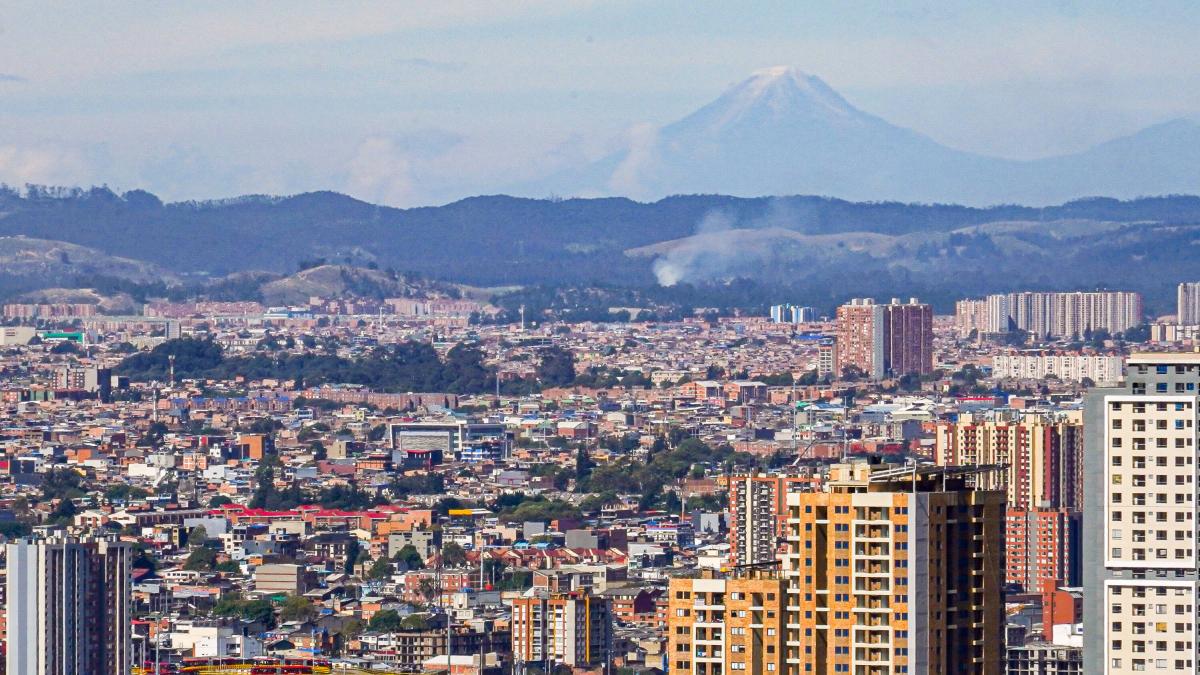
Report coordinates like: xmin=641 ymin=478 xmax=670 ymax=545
xmin=6 ymin=536 xmax=133 ymax=674
xmin=816 ymin=339 xmax=838 ymax=379
xmin=1178 ymin=282 xmax=1200 ymax=324
xmin=1006 ymin=507 xmax=1082 ymax=591
xmin=836 ymin=299 xmax=886 ymax=380
xmin=510 ymin=588 xmax=611 ymax=670
xmin=955 ymin=291 xmax=1142 ymax=338
xmin=770 ymin=304 xmax=818 ymax=324
xmin=954 ymin=298 xmax=990 ymax=338
xmin=666 ymin=572 xmax=787 ymax=675
xmin=1083 ymin=353 xmax=1200 ymax=674
xmin=992 ymin=352 xmax=1124 ymax=385
xmin=934 ymin=411 xmax=1084 ymax=511
xmin=835 ymin=298 xmax=933 ymax=380
xmin=884 ymin=299 xmax=934 ymax=377
xmin=728 ymin=473 xmax=814 ymax=567
xmin=781 ymin=460 xmax=1006 ymax=674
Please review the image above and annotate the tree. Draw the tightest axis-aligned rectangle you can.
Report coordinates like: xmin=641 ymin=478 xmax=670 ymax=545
xmin=240 ymin=599 xmax=276 ymax=627
xmin=368 ymin=609 xmax=402 ymax=633
xmin=188 ymin=525 xmax=210 ymax=547
xmin=368 ymin=557 xmax=394 ymax=580
xmin=418 ymin=577 xmax=440 ymax=604
xmin=399 ymin=614 xmax=429 ymax=630
xmin=574 ymin=447 xmax=594 ymax=482
xmin=441 ymin=542 xmax=467 ymax=567
xmin=391 ymin=544 xmax=424 ymax=571
xmin=184 ymin=547 xmax=218 ymax=571
xmin=536 ymin=346 xmax=576 ymax=387
xmin=50 ymin=340 xmax=79 ymax=354
xmin=279 ymin=595 xmax=318 ymax=623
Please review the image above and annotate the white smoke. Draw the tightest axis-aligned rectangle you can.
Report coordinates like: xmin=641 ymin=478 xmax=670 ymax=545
xmin=651 ymin=198 xmax=814 ymax=286
xmin=652 ymin=210 xmax=735 ymax=286
xmin=606 ymin=123 xmax=659 ymax=199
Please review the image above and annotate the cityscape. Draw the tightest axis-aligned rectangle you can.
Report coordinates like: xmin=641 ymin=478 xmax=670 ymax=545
xmin=5 ymin=3 xmax=1200 ymax=675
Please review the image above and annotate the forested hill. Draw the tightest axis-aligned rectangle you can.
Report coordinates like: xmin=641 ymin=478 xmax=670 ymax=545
xmin=2 ymin=186 xmax=1200 ymax=281
xmin=5 ymin=186 xmax=1200 ymax=312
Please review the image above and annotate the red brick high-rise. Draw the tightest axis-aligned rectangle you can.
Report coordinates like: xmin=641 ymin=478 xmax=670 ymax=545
xmin=884 ymin=297 xmax=934 ymax=376
xmin=834 ymin=297 xmax=933 ymax=379
xmin=1005 ymin=507 xmax=1081 ymax=591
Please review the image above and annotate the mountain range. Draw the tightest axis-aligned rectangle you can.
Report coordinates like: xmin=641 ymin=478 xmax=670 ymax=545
xmin=3 ymin=187 xmax=1200 ymax=313
xmin=5 ymin=67 xmax=1200 ymax=313
xmin=531 ymin=66 xmax=1200 ymax=205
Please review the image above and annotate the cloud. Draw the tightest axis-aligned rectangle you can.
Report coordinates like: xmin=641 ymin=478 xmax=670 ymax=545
xmin=0 ymin=143 xmax=96 ymax=186
xmin=0 ymin=73 xmax=26 ymax=83
xmin=606 ymin=122 xmax=660 ymax=198
xmin=344 ymin=136 xmax=420 ymax=207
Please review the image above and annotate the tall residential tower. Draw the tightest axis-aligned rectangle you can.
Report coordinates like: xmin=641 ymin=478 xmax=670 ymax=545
xmin=1083 ymin=353 xmax=1200 ymax=674
xmin=6 ymin=536 xmax=133 ymax=675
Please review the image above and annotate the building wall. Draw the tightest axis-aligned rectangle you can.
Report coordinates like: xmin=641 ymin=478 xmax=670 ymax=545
xmin=1083 ymin=354 xmax=1200 ymax=674
xmin=934 ymin=413 xmax=1083 ymax=511
xmin=666 ymin=575 xmax=786 ymax=675
xmin=781 ymin=464 xmax=1005 ymax=675
xmin=6 ymin=537 xmax=132 ymax=675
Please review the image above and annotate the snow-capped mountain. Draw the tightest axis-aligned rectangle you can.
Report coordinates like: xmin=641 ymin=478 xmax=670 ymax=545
xmin=531 ymin=66 xmax=1200 ymax=205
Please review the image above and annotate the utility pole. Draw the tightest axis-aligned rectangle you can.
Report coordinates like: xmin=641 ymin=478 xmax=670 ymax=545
xmin=791 ymin=378 xmax=798 ymax=456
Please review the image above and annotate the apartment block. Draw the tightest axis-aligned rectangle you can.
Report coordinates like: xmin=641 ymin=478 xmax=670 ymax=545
xmin=1178 ymin=282 xmax=1200 ymax=324
xmin=954 ymin=298 xmax=990 ymax=338
xmin=729 ymin=473 xmax=813 ymax=567
xmin=957 ymin=291 xmax=1143 ymax=338
xmin=511 ymin=589 xmax=612 ymax=669
xmin=782 ymin=460 xmax=1005 ymax=674
xmin=666 ymin=572 xmax=787 ymax=675
xmin=835 ymin=298 xmax=933 ymax=380
xmin=836 ymin=299 xmax=886 ymax=380
xmin=817 ymin=339 xmax=838 ymax=379
xmin=6 ymin=536 xmax=133 ymax=675
xmin=1006 ymin=507 xmax=1082 ymax=591
xmin=992 ymin=352 xmax=1124 ymax=385
xmin=1083 ymin=353 xmax=1200 ymax=674
xmin=934 ymin=411 xmax=1084 ymax=511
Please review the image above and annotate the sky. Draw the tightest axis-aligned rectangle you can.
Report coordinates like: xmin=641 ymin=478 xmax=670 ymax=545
xmin=3 ymin=1 xmax=1200 ymax=206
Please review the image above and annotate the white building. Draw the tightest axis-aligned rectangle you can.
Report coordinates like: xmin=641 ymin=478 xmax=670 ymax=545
xmin=6 ymin=537 xmax=133 ymax=675
xmin=1083 ymin=353 xmax=1200 ymax=673
xmin=957 ymin=291 xmax=1143 ymax=338
xmin=992 ymin=353 xmax=1124 ymax=385
xmin=1178 ymin=282 xmax=1200 ymax=324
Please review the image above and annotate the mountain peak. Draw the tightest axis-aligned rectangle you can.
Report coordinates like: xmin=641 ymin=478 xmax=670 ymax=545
xmin=674 ymin=67 xmax=866 ymax=135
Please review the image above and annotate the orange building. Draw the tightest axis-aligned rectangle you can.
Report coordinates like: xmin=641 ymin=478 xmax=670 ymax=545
xmin=511 ymin=589 xmax=611 ymax=669
xmin=1005 ymin=507 xmax=1080 ymax=592
xmin=728 ymin=472 xmax=815 ymax=567
xmin=783 ymin=460 xmax=1005 ymax=674
xmin=666 ymin=571 xmax=787 ymax=675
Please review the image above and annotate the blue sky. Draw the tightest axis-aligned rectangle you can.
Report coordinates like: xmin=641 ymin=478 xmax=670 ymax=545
xmin=2 ymin=1 xmax=1200 ymax=205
